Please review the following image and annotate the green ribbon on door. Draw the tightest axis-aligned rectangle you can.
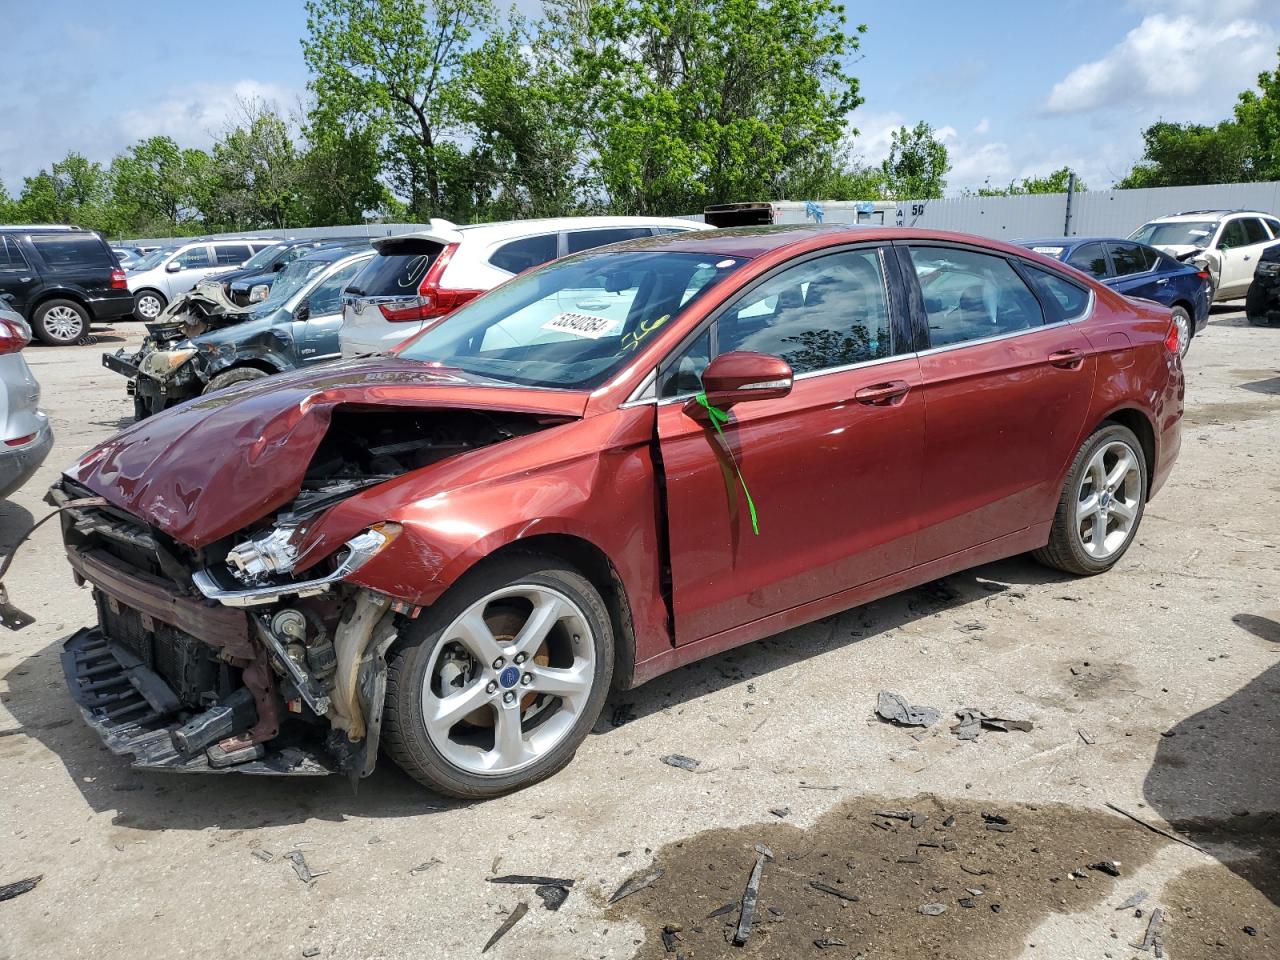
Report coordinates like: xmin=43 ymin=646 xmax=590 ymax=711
xmin=694 ymin=391 xmax=759 ymax=536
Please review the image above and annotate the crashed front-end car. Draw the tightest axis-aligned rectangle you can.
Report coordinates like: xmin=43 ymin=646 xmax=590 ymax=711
xmin=52 ymin=360 xmax=581 ymax=780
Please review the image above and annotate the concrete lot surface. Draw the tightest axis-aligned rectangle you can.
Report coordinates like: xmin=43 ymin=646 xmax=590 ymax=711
xmin=0 ymin=309 xmax=1276 ymax=959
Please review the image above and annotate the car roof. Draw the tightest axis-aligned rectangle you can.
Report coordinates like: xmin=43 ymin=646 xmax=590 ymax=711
xmin=295 ymin=247 xmax=375 ymax=266
xmin=1017 ymin=236 xmax=1151 ymax=247
xmin=0 ymin=225 xmax=96 ymax=235
xmin=1145 ymin=210 xmax=1272 ymax=223
xmin=455 ymin=215 xmax=708 ymax=239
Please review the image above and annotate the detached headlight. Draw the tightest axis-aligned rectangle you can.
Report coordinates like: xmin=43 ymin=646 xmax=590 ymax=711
xmin=248 ymin=284 xmax=270 ymax=303
xmin=138 ymin=347 xmax=196 ymax=380
xmin=224 ymin=522 xmax=401 ymax=586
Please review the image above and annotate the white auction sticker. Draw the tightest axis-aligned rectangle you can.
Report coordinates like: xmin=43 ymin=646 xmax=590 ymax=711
xmin=542 ymin=311 xmax=619 ymax=339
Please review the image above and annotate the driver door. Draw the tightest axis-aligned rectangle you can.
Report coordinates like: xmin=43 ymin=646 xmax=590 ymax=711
xmin=298 ymin=259 xmax=367 ymax=364
xmin=655 ymin=245 xmax=925 ymax=645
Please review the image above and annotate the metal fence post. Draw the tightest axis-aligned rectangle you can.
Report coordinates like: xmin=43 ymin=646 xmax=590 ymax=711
xmin=1064 ymin=172 xmax=1076 ymax=236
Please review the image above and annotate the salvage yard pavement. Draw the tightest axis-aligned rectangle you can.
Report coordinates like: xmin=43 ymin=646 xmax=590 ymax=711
xmin=0 ymin=307 xmax=1276 ymax=959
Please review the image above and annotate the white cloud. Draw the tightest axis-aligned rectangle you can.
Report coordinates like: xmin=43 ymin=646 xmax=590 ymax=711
xmin=119 ymin=80 xmax=298 ymax=147
xmin=1044 ymin=12 xmax=1276 ymax=116
xmin=973 ymin=117 xmax=990 ymax=136
xmin=846 ymin=109 xmax=904 ymax=166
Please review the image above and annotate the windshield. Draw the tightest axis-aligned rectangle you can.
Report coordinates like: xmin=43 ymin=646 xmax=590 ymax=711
xmin=1129 ymin=220 xmax=1217 ymax=248
xmin=240 ymin=242 xmax=290 ymax=272
xmin=251 ymin=259 xmax=330 ymax=315
xmin=397 ymin=249 xmax=747 ymax=389
xmin=130 ymin=249 xmax=169 ymax=271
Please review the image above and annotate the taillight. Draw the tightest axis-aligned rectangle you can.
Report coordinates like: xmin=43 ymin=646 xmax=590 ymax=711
xmin=1196 ymin=269 xmax=1210 ymax=282
xmin=0 ymin=318 xmax=30 ymax=355
xmin=1164 ymin=319 xmax=1180 ymax=354
xmin=377 ymin=243 xmax=484 ymax=322
xmin=4 ymin=432 xmax=37 ymax=447
xmin=110 ymin=268 xmax=127 ymax=289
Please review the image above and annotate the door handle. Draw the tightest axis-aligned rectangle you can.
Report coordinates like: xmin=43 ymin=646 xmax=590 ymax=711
xmin=1156 ymin=277 xmax=1169 ymax=285
xmin=1047 ymin=348 xmax=1085 ymax=369
xmin=854 ymin=380 xmax=911 ymax=405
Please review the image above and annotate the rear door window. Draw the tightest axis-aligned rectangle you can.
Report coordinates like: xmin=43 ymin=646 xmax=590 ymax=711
xmin=1065 ymin=242 xmax=1109 ymax=279
xmin=1219 ymin=220 xmax=1249 ymax=249
xmin=29 ymin=234 xmax=113 ymax=271
xmin=489 ymin=234 xmax=559 ymax=274
xmin=214 ymin=243 xmax=251 ymax=265
xmin=1108 ymin=242 xmax=1153 ymax=276
xmin=1242 ymin=217 xmax=1270 ymax=245
xmin=564 ymin=227 xmax=653 ymax=254
xmin=346 ymin=240 xmax=443 ymax=296
xmin=175 ymin=245 xmax=213 ymax=268
xmin=0 ymin=237 xmax=29 ymax=270
xmin=908 ymin=246 xmax=1045 ymax=347
xmin=1264 ymin=217 xmax=1280 ymax=238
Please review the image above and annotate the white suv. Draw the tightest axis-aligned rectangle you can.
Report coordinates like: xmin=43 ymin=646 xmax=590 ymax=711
xmin=126 ymin=238 xmax=275 ymax=321
xmin=1129 ymin=210 xmax=1280 ymax=301
xmin=339 ymin=216 xmax=709 ymax=357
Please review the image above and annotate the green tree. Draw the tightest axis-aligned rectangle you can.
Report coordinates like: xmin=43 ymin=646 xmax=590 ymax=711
xmin=880 ymin=121 xmax=949 ymax=199
xmin=1117 ymin=120 xmax=1254 ymax=188
xmin=108 ymin=136 xmax=212 ymax=234
xmin=207 ymin=99 xmax=304 ymax=229
xmin=571 ymin=0 xmax=866 ymax=215
xmin=977 ymin=166 xmax=1086 ymax=196
xmin=299 ymin=113 xmax=389 ymax=224
xmin=12 ymin=153 xmax=115 ymax=230
xmin=1234 ymin=47 xmax=1280 ymax=181
xmin=302 ymin=0 xmax=494 ymax=218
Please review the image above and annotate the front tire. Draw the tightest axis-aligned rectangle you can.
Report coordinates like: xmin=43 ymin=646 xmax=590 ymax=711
xmin=133 ymin=290 xmax=166 ymax=322
xmin=382 ymin=555 xmax=614 ymax=798
xmin=203 ymin=367 xmax=269 ymax=394
xmin=32 ymin=299 xmax=89 ymax=345
xmin=1033 ymin=423 xmax=1148 ymax=576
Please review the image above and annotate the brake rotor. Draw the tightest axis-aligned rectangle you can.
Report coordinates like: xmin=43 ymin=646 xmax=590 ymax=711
xmin=462 ymin=606 xmax=550 ymax=727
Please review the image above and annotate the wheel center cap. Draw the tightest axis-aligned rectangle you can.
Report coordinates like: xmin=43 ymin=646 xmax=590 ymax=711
xmin=1100 ymin=491 xmax=1112 ymax=509
xmin=499 ymin=666 xmax=521 ymax=689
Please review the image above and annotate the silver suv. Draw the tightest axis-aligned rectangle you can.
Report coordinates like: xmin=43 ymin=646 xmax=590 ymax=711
xmin=0 ymin=303 xmax=51 ymax=497
xmin=1130 ymin=209 xmax=1280 ymax=301
xmin=125 ymin=238 xmax=275 ymax=321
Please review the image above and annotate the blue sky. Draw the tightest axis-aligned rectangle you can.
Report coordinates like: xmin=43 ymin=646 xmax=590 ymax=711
xmin=4 ymin=0 xmax=1278 ymax=196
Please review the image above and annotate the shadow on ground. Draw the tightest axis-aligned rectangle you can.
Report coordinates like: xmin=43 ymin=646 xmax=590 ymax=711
xmin=0 ymin=556 xmax=1072 ymax=831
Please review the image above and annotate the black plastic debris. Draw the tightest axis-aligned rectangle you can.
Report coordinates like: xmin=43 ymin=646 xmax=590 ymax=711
xmin=1115 ymin=889 xmax=1148 ymax=911
xmin=535 ymin=884 xmax=570 ymax=911
xmin=982 ymin=812 xmax=1015 ymax=833
xmin=991 ymin=903 xmax=1002 ymax=913
xmin=284 ymin=850 xmax=327 ymax=884
xmin=410 ymin=858 xmax=443 ymax=876
xmin=489 ymin=874 xmax=575 ymax=887
xmin=809 ymin=880 xmax=859 ymax=902
xmin=0 ymin=875 xmax=41 ymax=903
xmin=942 ymin=815 xmax=956 ymax=828
xmin=920 ymin=903 xmax=947 ymax=916
xmin=302 ymin=948 xmax=320 ymax=958
xmin=482 ymin=902 xmax=528 ymax=953
xmin=661 ymin=924 xmax=681 ymax=953
xmin=951 ymin=708 xmax=1033 ymax=741
xmin=706 ymin=901 xmax=738 ymax=919
xmin=1104 ymin=802 xmax=1206 ymax=853
xmin=609 ymin=868 xmax=664 ymax=904
xmin=733 ymin=844 xmax=772 ymax=946
xmin=873 ymin=810 xmax=914 ymax=821
xmin=611 ymin=704 xmax=637 ymax=727
xmin=1078 ymin=729 xmax=1097 ymax=745
xmin=814 ymin=937 xmax=847 ymax=949
xmin=875 ymin=691 xmax=939 ymax=728
xmin=661 ymin=754 xmax=700 ymax=772
xmin=1244 ymin=926 xmax=1257 ymax=936
xmin=958 ymin=897 xmax=976 ymax=908
xmin=1089 ymin=860 xmax=1121 ymax=877
xmin=959 ymin=864 xmax=991 ymax=876
xmin=769 ymin=807 xmax=790 ymax=819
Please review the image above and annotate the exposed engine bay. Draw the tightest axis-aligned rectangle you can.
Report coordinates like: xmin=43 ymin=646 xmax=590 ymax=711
xmin=51 ymin=405 xmax=558 ymax=777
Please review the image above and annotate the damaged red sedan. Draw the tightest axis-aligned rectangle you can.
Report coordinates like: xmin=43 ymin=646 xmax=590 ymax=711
xmin=52 ymin=226 xmax=1182 ymax=797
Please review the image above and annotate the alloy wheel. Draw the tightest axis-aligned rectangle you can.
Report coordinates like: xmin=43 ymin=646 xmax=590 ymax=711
xmin=420 ymin=584 xmax=596 ymax=776
xmin=1173 ymin=309 xmax=1191 ymax=358
xmin=43 ymin=305 xmax=84 ymax=341
xmin=1074 ymin=440 xmax=1141 ymax=560
xmin=137 ymin=294 xmax=162 ymax=320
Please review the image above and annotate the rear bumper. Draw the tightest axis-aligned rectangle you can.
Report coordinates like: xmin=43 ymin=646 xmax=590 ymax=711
xmin=0 ymin=418 xmax=52 ymax=498
xmin=339 ymin=323 xmax=424 ymax=358
xmin=86 ymin=292 xmax=135 ymax=322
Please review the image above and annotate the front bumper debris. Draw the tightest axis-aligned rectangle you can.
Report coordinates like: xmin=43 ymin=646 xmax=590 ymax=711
xmin=102 ymin=349 xmax=139 ymax=379
xmin=60 ymin=628 xmax=332 ymax=775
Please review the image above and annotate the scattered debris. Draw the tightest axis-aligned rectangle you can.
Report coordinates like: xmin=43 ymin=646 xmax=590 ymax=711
xmin=1089 ymin=860 xmax=1121 ymax=877
xmin=769 ymin=807 xmax=790 ymax=819
xmin=0 ymin=875 xmax=41 ymax=903
xmin=661 ymin=925 xmax=680 ymax=952
xmin=1244 ymin=926 xmax=1257 ymax=937
xmin=609 ymin=868 xmax=665 ymax=904
xmin=301 ymin=949 xmax=320 ymax=958
xmin=951 ymin=708 xmax=1033 ymax=740
xmin=875 ymin=691 xmax=939 ymax=728
xmin=808 ymin=880 xmax=859 ymax=903
xmin=610 ymin=704 xmax=637 ymax=727
xmin=1115 ymin=889 xmax=1149 ymax=911
xmin=409 ymin=859 xmax=443 ymax=875
xmin=920 ymin=903 xmax=947 ymax=916
xmin=733 ymin=844 xmax=772 ymax=946
xmin=1078 ymin=729 xmax=1096 ymax=745
xmin=956 ymin=620 xmax=987 ymax=633
xmin=1104 ymin=803 xmax=1207 ymax=853
xmin=991 ymin=903 xmax=1002 ymax=913
xmin=873 ymin=810 xmax=914 ymax=821
xmin=1134 ymin=907 xmax=1164 ymax=953
xmin=482 ymin=902 xmax=528 ymax=953
xmin=982 ymin=812 xmax=1015 ymax=833
xmin=959 ymin=864 xmax=991 ymax=876
xmin=814 ymin=937 xmax=847 ymax=949
xmin=799 ymin=784 xmax=840 ymax=791
xmin=284 ymin=851 xmax=327 ymax=884
xmin=661 ymin=754 xmax=701 ymax=772
xmin=251 ymin=849 xmax=274 ymax=863
xmin=965 ymin=888 xmax=984 ymax=897
xmin=535 ymin=884 xmax=570 ymax=911
xmin=489 ymin=874 xmax=575 ymax=888
xmin=706 ymin=901 xmax=738 ymax=919
xmin=942 ymin=815 xmax=956 ymax=828
xmin=958 ymin=897 xmax=976 ymax=908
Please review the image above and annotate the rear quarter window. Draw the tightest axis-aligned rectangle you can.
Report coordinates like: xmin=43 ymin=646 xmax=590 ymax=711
xmin=347 ymin=240 xmax=443 ymax=296
xmin=1024 ymin=264 xmax=1091 ymax=320
xmin=29 ymin=234 xmax=113 ymax=271
xmin=0 ymin=237 xmax=29 ymax=270
xmin=489 ymin=234 xmax=558 ymax=274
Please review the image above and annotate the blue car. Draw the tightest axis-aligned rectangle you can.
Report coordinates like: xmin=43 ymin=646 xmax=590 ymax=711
xmin=1017 ymin=237 xmax=1209 ymax=357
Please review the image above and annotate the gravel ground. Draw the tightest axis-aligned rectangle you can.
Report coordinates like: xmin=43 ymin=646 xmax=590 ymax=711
xmin=0 ymin=307 xmax=1276 ymax=960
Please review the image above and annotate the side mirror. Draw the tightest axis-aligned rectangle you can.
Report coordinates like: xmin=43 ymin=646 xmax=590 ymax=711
xmin=165 ymin=261 xmax=182 ymax=273
xmin=294 ymin=302 xmax=310 ymax=322
xmin=684 ymin=351 xmax=793 ymax=416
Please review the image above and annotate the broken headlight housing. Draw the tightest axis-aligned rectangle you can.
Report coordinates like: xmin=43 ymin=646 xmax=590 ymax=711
xmin=249 ymin=283 xmax=270 ymax=303
xmin=225 ymin=525 xmax=302 ymax=583
xmin=138 ymin=347 xmax=196 ymax=380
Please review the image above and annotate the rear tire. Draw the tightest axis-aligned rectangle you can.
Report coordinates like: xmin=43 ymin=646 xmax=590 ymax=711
xmin=382 ymin=554 xmax=614 ymax=798
xmin=31 ymin=299 xmax=89 ymax=345
xmin=203 ymin=367 xmax=269 ymax=394
xmin=1171 ymin=305 xmax=1192 ymax=358
xmin=1033 ymin=423 xmax=1148 ymax=576
xmin=133 ymin=290 xmax=166 ymax=322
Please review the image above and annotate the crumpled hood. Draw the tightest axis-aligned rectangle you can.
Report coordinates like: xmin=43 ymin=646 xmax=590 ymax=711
xmin=1153 ymin=244 xmax=1204 ymax=260
xmin=65 ymin=357 xmax=587 ymax=548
